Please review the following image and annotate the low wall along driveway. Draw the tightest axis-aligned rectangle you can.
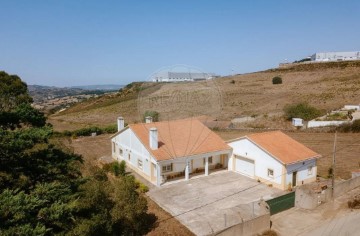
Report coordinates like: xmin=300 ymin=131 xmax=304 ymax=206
xmin=295 ymin=176 xmax=360 ymax=209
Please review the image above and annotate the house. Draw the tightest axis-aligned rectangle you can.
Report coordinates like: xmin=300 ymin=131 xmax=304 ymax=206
xmin=311 ymin=51 xmax=360 ymax=62
xmin=227 ymin=131 xmax=321 ymax=190
xmin=111 ymin=117 xmax=231 ymax=186
xmin=152 ymin=72 xmax=219 ymax=82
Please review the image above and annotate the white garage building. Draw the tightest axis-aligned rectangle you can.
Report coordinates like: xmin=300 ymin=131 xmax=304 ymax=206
xmin=227 ymin=131 xmax=321 ymax=190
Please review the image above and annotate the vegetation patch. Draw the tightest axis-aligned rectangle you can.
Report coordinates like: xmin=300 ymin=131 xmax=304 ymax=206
xmin=0 ymin=71 xmax=156 ymax=235
xmin=143 ymin=110 xmax=160 ymax=122
xmin=284 ymin=102 xmax=323 ymax=121
xmin=348 ymin=195 xmax=360 ymax=209
xmin=338 ymin=120 xmax=360 ymax=132
xmin=272 ymin=76 xmax=282 ymax=84
xmin=54 ymin=124 xmax=118 ymax=137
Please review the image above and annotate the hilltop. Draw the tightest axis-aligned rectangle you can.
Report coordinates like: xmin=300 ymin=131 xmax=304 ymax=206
xmin=49 ymin=61 xmax=360 ymax=131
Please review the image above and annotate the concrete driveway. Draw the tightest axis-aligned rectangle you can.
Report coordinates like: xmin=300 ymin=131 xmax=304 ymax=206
xmin=147 ymin=171 xmax=283 ymax=235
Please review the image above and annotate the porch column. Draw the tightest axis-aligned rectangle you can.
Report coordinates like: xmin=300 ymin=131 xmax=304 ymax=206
xmin=205 ymin=157 xmax=209 ymax=176
xmin=156 ymin=164 xmax=161 ymax=187
xmin=185 ymin=160 xmax=189 ymax=181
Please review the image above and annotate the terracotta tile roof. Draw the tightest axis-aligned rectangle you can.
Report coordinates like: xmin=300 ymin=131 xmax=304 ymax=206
xmin=129 ymin=119 xmax=231 ymax=161
xmin=247 ymin=131 xmax=321 ymax=165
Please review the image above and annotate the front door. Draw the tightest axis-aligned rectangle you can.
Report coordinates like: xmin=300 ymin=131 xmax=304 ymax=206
xmin=292 ymin=171 xmax=297 ymax=187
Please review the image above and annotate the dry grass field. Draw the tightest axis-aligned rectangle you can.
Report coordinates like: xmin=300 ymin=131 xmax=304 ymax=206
xmin=49 ymin=61 xmax=360 ymax=131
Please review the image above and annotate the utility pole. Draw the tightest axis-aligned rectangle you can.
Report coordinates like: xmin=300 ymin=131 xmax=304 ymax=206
xmin=331 ymin=131 xmax=337 ymax=199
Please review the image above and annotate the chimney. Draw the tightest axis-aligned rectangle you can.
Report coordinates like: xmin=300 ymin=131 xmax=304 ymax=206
xmin=117 ymin=117 xmax=124 ymax=131
xmin=145 ymin=116 xmax=153 ymax=123
xmin=149 ymin=127 xmax=158 ymax=150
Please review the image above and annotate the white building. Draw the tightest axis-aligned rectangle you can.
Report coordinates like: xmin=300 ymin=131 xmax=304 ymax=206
xmin=111 ymin=117 xmax=231 ymax=186
xmin=227 ymin=131 xmax=321 ymax=190
xmin=152 ymin=72 xmax=219 ymax=82
xmin=111 ymin=118 xmax=320 ymax=190
xmin=311 ymin=51 xmax=360 ymax=62
xmin=292 ymin=118 xmax=303 ymax=127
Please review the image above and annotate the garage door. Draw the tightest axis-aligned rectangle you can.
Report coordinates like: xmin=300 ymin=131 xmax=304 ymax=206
xmin=235 ymin=155 xmax=255 ymax=178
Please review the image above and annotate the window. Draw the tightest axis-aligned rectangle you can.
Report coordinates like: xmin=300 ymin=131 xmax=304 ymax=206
xmin=119 ymin=148 xmax=123 ymax=156
xmin=308 ymin=166 xmax=313 ymax=175
xmin=128 ymin=154 xmax=131 ymax=161
xmin=138 ymin=159 xmax=143 ymax=169
xmin=162 ymin=164 xmax=173 ymax=173
xmin=203 ymin=156 xmax=213 ymax=164
xmin=112 ymin=142 xmax=116 ymax=153
xmin=267 ymin=169 xmax=274 ymax=178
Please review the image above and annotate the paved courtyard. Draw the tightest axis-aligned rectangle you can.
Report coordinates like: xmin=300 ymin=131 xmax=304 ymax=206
xmin=147 ymin=171 xmax=283 ymax=235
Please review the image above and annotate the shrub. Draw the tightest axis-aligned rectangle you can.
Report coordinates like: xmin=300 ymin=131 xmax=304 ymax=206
xmin=143 ymin=110 xmax=159 ymax=122
xmin=230 ymin=80 xmax=235 ymax=84
xmin=348 ymin=197 xmax=360 ymax=209
xmin=119 ymin=160 xmax=126 ymax=176
xmin=284 ymin=103 xmax=322 ymax=121
xmin=272 ymin=76 xmax=282 ymax=84
xmin=338 ymin=119 xmax=360 ymax=132
xmin=73 ymin=126 xmax=103 ymax=136
xmin=103 ymin=161 xmax=126 ymax=177
xmin=103 ymin=124 xmax=118 ymax=134
xmin=135 ymin=179 xmax=149 ymax=193
xmin=112 ymin=162 xmax=120 ymax=176
xmin=259 ymin=229 xmax=278 ymax=236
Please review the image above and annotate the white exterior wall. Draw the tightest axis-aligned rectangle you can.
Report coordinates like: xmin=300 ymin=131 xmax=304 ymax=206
xmin=228 ymin=139 xmax=283 ymax=185
xmin=111 ymin=128 xmax=153 ymax=177
xmin=311 ymin=51 xmax=360 ymax=62
xmin=112 ymin=128 xmax=230 ymax=186
xmin=161 ymin=154 xmax=222 ymax=174
xmin=344 ymin=105 xmax=360 ymax=111
xmin=307 ymin=120 xmax=350 ymax=128
xmin=292 ymin=118 xmax=303 ymax=127
xmin=285 ymin=159 xmax=317 ymax=186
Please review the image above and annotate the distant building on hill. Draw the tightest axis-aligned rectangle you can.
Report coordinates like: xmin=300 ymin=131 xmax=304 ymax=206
xmin=311 ymin=51 xmax=360 ymax=62
xmin=152 ymin=72 xmax=219 ymax=82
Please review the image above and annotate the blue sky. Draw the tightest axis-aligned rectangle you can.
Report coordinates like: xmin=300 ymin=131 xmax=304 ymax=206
xmin=0 ymin=1 xmax=359 ymax=86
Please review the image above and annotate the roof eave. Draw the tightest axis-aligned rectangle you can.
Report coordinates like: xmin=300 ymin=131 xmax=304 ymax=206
xmin=110 ymin=126 xmax=129 ymax=138
xmin=285 ymin=154 xmax=322 ymax=166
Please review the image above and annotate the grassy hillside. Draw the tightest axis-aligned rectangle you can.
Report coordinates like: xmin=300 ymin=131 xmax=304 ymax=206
xmin=49 ymin=61 xmax=360 ymax=131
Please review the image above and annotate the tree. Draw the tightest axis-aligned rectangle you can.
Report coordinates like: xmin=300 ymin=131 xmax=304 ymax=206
xmin=143 ymin=110 xmax=159 ymax=122
xmin=272 ymin=76 xmax=282 ymax=84
xmin=0 ymin=71 xmax=33 ymax=112
xmin=284 ymin=102 xmax=322 ymax=121
xmin=0 ymin=71 xmax=155 ymax=235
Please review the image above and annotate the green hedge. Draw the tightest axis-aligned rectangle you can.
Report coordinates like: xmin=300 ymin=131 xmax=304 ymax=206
xmin=55 ymin=124 xmax=118 ymax=137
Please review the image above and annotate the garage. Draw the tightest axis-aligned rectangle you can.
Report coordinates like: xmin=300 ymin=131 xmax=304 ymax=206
xmin=235 ymin=155 xmax=255 ymax=178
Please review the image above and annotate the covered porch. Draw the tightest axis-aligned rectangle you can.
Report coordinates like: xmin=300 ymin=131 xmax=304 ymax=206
xmin=155 ymin=151 xmax=231 ymax=186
